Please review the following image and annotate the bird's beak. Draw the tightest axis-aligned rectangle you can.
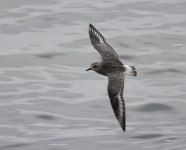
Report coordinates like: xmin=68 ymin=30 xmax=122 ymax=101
xmin=86 ymin=68 xmax=91 ymax=71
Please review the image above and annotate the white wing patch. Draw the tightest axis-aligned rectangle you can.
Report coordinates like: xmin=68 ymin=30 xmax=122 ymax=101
xmin=117 ymin=94 xmax=125 ymax=126
xmin=89 ymin=24 xmax=105 ymax=43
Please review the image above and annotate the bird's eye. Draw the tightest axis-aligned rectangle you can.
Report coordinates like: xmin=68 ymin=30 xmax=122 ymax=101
xmin=93 ymin=64 xmax=98 ymax=68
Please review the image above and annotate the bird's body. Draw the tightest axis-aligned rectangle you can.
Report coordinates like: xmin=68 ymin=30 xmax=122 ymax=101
xmin=86 ymin=24 xmax=137 ymax=132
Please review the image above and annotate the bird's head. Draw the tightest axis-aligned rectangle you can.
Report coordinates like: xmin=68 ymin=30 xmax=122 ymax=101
xmin=86 ymin=62 xmax=100 ymax=73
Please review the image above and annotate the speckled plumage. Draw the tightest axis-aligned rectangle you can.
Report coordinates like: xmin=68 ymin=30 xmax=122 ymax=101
xmin=87 ymin=24 xmax=137 ymax=132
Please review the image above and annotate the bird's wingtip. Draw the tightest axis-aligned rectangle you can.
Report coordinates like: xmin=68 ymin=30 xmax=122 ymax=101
xmin=89 ymin=23 xmax=95 ymax=30
xmin=88 ymin=24 xmax=105 ymax=43
xmin=121 ymin=123 xmax=126 ymax=132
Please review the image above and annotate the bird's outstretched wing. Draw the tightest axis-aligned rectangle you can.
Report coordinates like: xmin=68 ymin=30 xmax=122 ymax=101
xmin=107 ymin=72 xmax=126 ymax=132
xmin=89 ymin=24 xmax=122 ymax=65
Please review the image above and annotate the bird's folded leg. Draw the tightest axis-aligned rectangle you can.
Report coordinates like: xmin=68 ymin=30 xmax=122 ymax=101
xmin=124 ymin=65 xmax=137 ymax=77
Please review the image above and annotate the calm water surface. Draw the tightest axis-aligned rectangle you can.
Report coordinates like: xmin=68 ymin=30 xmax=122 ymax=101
xmin=0 ymin=0 xmax=186 ymax=149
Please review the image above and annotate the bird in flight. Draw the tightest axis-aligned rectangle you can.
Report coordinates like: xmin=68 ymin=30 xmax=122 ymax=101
xmin=86 ymin=24 xmax=137 ymax=132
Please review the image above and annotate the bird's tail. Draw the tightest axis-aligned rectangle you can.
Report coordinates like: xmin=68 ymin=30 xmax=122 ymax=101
xmin=124 ymin=65 xmax=137 ymax=77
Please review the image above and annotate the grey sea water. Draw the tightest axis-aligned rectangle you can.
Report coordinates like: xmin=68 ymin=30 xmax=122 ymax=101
xmin=0 ymin=0 xmax=185 ymax=149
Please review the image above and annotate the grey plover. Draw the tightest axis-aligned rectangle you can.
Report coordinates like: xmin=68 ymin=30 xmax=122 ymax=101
xmin=86 ymin=24 xmax=137 ymax=132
